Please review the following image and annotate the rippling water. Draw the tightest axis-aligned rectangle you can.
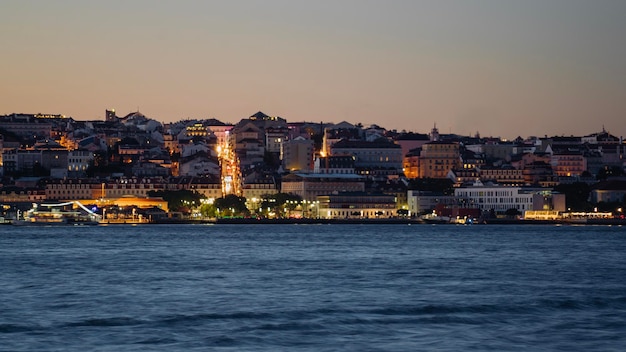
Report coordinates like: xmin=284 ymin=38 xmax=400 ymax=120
xmin=1 ymin=224 xmax=625 ymax=351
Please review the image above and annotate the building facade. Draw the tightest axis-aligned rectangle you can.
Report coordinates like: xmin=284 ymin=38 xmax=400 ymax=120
xmin=281 ymin=173 xmax=365 ymax=201
xmin=418 ymin=142 xmax=461 ymax=178
xmin=317 ymin=192 xmax=396 ymax=219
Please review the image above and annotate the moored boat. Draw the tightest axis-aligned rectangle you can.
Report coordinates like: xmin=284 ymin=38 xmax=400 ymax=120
xmin=13 ymin=202 xmax=101 ymax=226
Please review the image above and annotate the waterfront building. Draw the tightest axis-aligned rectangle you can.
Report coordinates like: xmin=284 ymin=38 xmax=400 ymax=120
xmin=242 ymin=175 xmax=278 ymax=209
xmin=187 ymin=176 xmax=223 ymax=200
xmin=168 ymin=176 xmax=222 ymax=200
xmin=589 ymin=178 xmax=626 ymax=204
xmin=45 ymin=179 xmax=102 ymax=200
xmin=454 ymin=184 xmax=565 ymax=215
xmin=317 ymin=191 xmax=396 ymax=219
xmin=370 ymin=179 xmax=409 ymax=211
xmin=280 ymin=173 xmax=365 ymax=201
xmin=407 ymin=190 xmax=457 ymax=216
xmin=45 ymin=177 xmax=168 ymax=201
xmin=0 ymin=186 xmax=46 ymax=203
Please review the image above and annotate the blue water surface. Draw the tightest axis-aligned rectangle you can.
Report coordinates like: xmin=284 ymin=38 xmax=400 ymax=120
xmin=1 ymin=224 xmax=625 ymax=351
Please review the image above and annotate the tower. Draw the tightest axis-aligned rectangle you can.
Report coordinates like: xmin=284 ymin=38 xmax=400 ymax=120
xmin=430 ymin=123 xmax=440 ymax=142
xmin=105 ymin=109 xmax=117 ymax=122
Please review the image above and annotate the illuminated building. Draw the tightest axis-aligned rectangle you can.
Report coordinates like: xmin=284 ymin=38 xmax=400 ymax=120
xmin=417 ymin=141 xmax=461 ymax=178
xmin=281 ymin=173 xmax=365 ymax=201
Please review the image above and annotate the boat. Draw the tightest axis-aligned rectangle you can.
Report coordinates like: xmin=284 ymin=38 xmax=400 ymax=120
xmin=13 ymin=201 xmax=101 ymax=226
xmin=420 ymin=213 xmax=452 ymax=224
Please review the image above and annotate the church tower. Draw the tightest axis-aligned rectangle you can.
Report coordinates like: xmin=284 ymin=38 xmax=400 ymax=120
xmin=430 ymin=123 xmax=440 ymax=142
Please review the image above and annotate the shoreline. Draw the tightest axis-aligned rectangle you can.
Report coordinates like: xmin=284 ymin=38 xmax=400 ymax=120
xmin=10 ymin=218 xmax=625 ymax=226
xmin=149 ymin=218 xmax=626 ymax=226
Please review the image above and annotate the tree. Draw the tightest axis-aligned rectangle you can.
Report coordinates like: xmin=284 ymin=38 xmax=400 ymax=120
xmin=596 ymin=166 xmax=625 ymax=181
xmin=553 ymin=182 xmax=593 ymax=211
xmin=259 ymin=192 xmax=302 ymax=218
xmin=214 ymin=194 xmax=249 ymax=217
xmin=199 ymin=203 xmax=217 ymax=218
xmin=148 ymin=189 xmax=203 ymax=212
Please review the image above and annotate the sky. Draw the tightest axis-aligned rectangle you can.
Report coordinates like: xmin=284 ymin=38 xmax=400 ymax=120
xmin=1 ymin=0 xmax=625 ymax=139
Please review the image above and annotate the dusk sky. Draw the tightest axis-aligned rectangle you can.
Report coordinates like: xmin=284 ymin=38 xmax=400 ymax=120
xmin=2 ymin=0 xmax=625 ymax=139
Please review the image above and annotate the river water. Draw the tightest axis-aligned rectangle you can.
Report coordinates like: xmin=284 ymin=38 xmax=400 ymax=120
xmin=1 ymin=224 xmax=625 ymax=351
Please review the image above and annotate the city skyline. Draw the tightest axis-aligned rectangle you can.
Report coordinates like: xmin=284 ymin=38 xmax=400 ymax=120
xmin=2 ymin=0 xmax=625 ymax=139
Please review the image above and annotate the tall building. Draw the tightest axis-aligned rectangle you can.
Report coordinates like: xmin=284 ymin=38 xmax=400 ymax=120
xmin=418 ymin=141 xmax=461 ymax=178
xmin=282 ymin=136 xmax=314 ymax=172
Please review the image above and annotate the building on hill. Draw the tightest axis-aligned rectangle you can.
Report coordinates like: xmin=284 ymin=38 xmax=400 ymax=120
xmin=551 ymin=150 xmax=587 ymax=177
xmin=402 ymin=148 xmax=421 ymax=179
xmin=521 ymin=161 xmax=558 ymax=187
xmin=322 ymin=121 xmax=361 ymax=156
xmin=229 ymin=122 xmax=264 ymax=172
xmin=482 ymin=142 xmax=518 ymax=163
xmin=478 ymin=165 xmax=525 ymax=187
xmin=178 ymin=151 xmax=220 ymax=177
xmin=447 ymin=168 xmax=480 ymax=187
xmin=314 ymin=155 xmax=355 ymax=174
xmin=0 ymin=113 xmax=53 ymax=140
xmin=394 ymin=132 xmax=430 ymax=161
xmin=265 ymin=126 xmax=289 ymax=154
xmin=330 ymin=138 xmax=403 ymax=176
xmin=417 ymin=141 xmax=461 ymax=178
xmin=282 ymin=136 xmax=314 ymax=172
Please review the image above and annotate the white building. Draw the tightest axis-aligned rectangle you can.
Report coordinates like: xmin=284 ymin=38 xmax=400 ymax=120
xmin=454 ymin=184 xmax=564 ymax=214
xmin=455 ymin=185 xmax=534 ymax=213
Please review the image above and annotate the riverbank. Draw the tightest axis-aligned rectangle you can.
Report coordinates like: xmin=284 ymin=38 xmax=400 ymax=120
xmin=33 ymin=217 xmax=626 ymax=226
xmin=154 ymin=217 xmax=626 ymax=225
